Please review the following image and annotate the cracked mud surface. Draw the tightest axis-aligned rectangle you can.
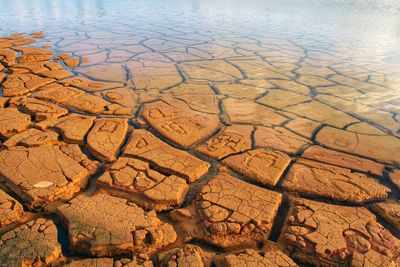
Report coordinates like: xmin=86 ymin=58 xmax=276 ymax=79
xmin=222 ymin=148 xmax=291 ymax=187
xmin=142 ymin=98 xmax=220 ymax=147
xmin=157 ymin=244 xmax=210 ymax=267
xmin=123 ymin=129 xmax=210 ymax=182
xmin=97 ymin=156 xmax=189 ymax=211
xmin=86 ymin=117 xmax=128 ymax=162
xmin=282 ymin=158 xmax=390 ymax=203
xmin=57 ymin=193 xmax=177 ymax=256
xmin=0 ymin=144 xmax=94 ymax=209
xmin=171 ymin=172 xmax=282 ymax=248
xmin=0 ymin=189 xmax=25 ymax=228
xmin=214 ymin=242 xmax=299 ymax=267
xmin=0 ymin=1 xmax=400 ymax=264
xmin=196 ymin=125 xmax=253 ymax=160
xmin=0 ymin=218 xmax=62 ymax=266
xmin=0 ymin=107 xmax=31 ymax=138
xmin=371 ymin=200 xmax=400 ymax=232
xmin=279 ymin=198 xmax=400 ymax=266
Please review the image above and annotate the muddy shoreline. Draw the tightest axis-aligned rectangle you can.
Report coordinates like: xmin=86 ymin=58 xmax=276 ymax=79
xmin=0 ymin=30 xmax=399 ymax=266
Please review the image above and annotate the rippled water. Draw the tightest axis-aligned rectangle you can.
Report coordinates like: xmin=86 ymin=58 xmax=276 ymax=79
xmin=1 ymin=0 xmax=400 ymax=133
xmin=1 ymin=0 xmax=400 ymax=60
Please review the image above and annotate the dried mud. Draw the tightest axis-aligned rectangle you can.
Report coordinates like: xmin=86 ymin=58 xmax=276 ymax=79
xmin=0 ymin=29 xmax=399 ymax=267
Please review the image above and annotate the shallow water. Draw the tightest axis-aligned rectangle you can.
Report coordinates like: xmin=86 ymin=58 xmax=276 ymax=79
xmin=2 ymin=0 xmax=400 ymax=95
xmin=2 ymin=0 xmax=400 ymax=71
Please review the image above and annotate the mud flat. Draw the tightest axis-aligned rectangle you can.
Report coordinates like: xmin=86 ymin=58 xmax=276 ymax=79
xmin=0 ymin=31 xmax=399 ymax=266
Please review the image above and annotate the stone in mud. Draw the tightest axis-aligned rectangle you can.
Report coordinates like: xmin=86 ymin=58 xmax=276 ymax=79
xmin=51 ymin=114 xmax=95 ymax=145
xmin=0 ymin=107 xmax=31 ymax=138
xmin=283 ymin=101 xmax=358 ymax=128
xmin=223 ymin=98 xmax=288 ymax=126
xmin=9 ymin=96 xmax=68 ymax=121
xmin=2 ymin=73 xmax=54 ymax=96
xmin=254 ymin=126 xmax=310 ymax=155
xmin=215 ymin=245 xmax=298 ymax=267
xmin=0 ymin=49 xmax=17 ymax=66
xmin=371 ymin=200 xmax=400 ymax=232
xmin=279 ymin=197 xmax=400 ymax=266
xmin=61 ymin=76 xmax=123 ymax=91
xmin=0 ymin=189 xmax=25 ymax=228
xmin=123 ymin=129 xmax=210 ymax=182
xmin=223 ymin=148 xmax=290 ymax=187
xmin=158 ymin=244 xmax=209 ymax=267
xmin=142 ymin=98 xmax=220 ymax=147
xmin=302 ymin=145 xmax=384 ymax=176
xmin=389 ymin=170 xmax=400 ymax=191
xmin=316 ymin=126 xmax=400 ymax=165
xmin=196 ymin=125 xmax=253 ymax=160
xmin=2 ymin=128 xmax=58 ymax=148
xmin=0 ymin=145 xmax=91 ymax=209
xmin=13 ymin=46 xmax=54 ymax=63
xmin=282 ymin=158 xmax=389 ymax=203
xmin=34 ymin=83 xmax=84 ymax=103
xmin=284 ymin=117 xmax=320 ymax=139
xmin=97 ymin=157 xmax=189 ymax=211
xmin=57 ymin=193 xmax=177 ymax=256
xmin=172 ymin=172 xmax=282 ymax=248
xmin=0 ymin=218 xmax=62 ymax=266
xmin=86 ymin=118 xmax=128 ymax=162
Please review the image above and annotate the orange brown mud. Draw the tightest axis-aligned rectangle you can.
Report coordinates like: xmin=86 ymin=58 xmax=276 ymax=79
xmin=0 ymin=32 xmax=399 ymax=267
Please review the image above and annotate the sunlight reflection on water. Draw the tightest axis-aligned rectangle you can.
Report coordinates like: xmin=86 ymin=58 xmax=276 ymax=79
xmin=1 ymin=0 xmax=400 ymax=78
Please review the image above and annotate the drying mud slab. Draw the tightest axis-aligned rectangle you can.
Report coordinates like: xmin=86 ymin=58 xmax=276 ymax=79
xmin=279 ymin=198 xmax=400 ymax=266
